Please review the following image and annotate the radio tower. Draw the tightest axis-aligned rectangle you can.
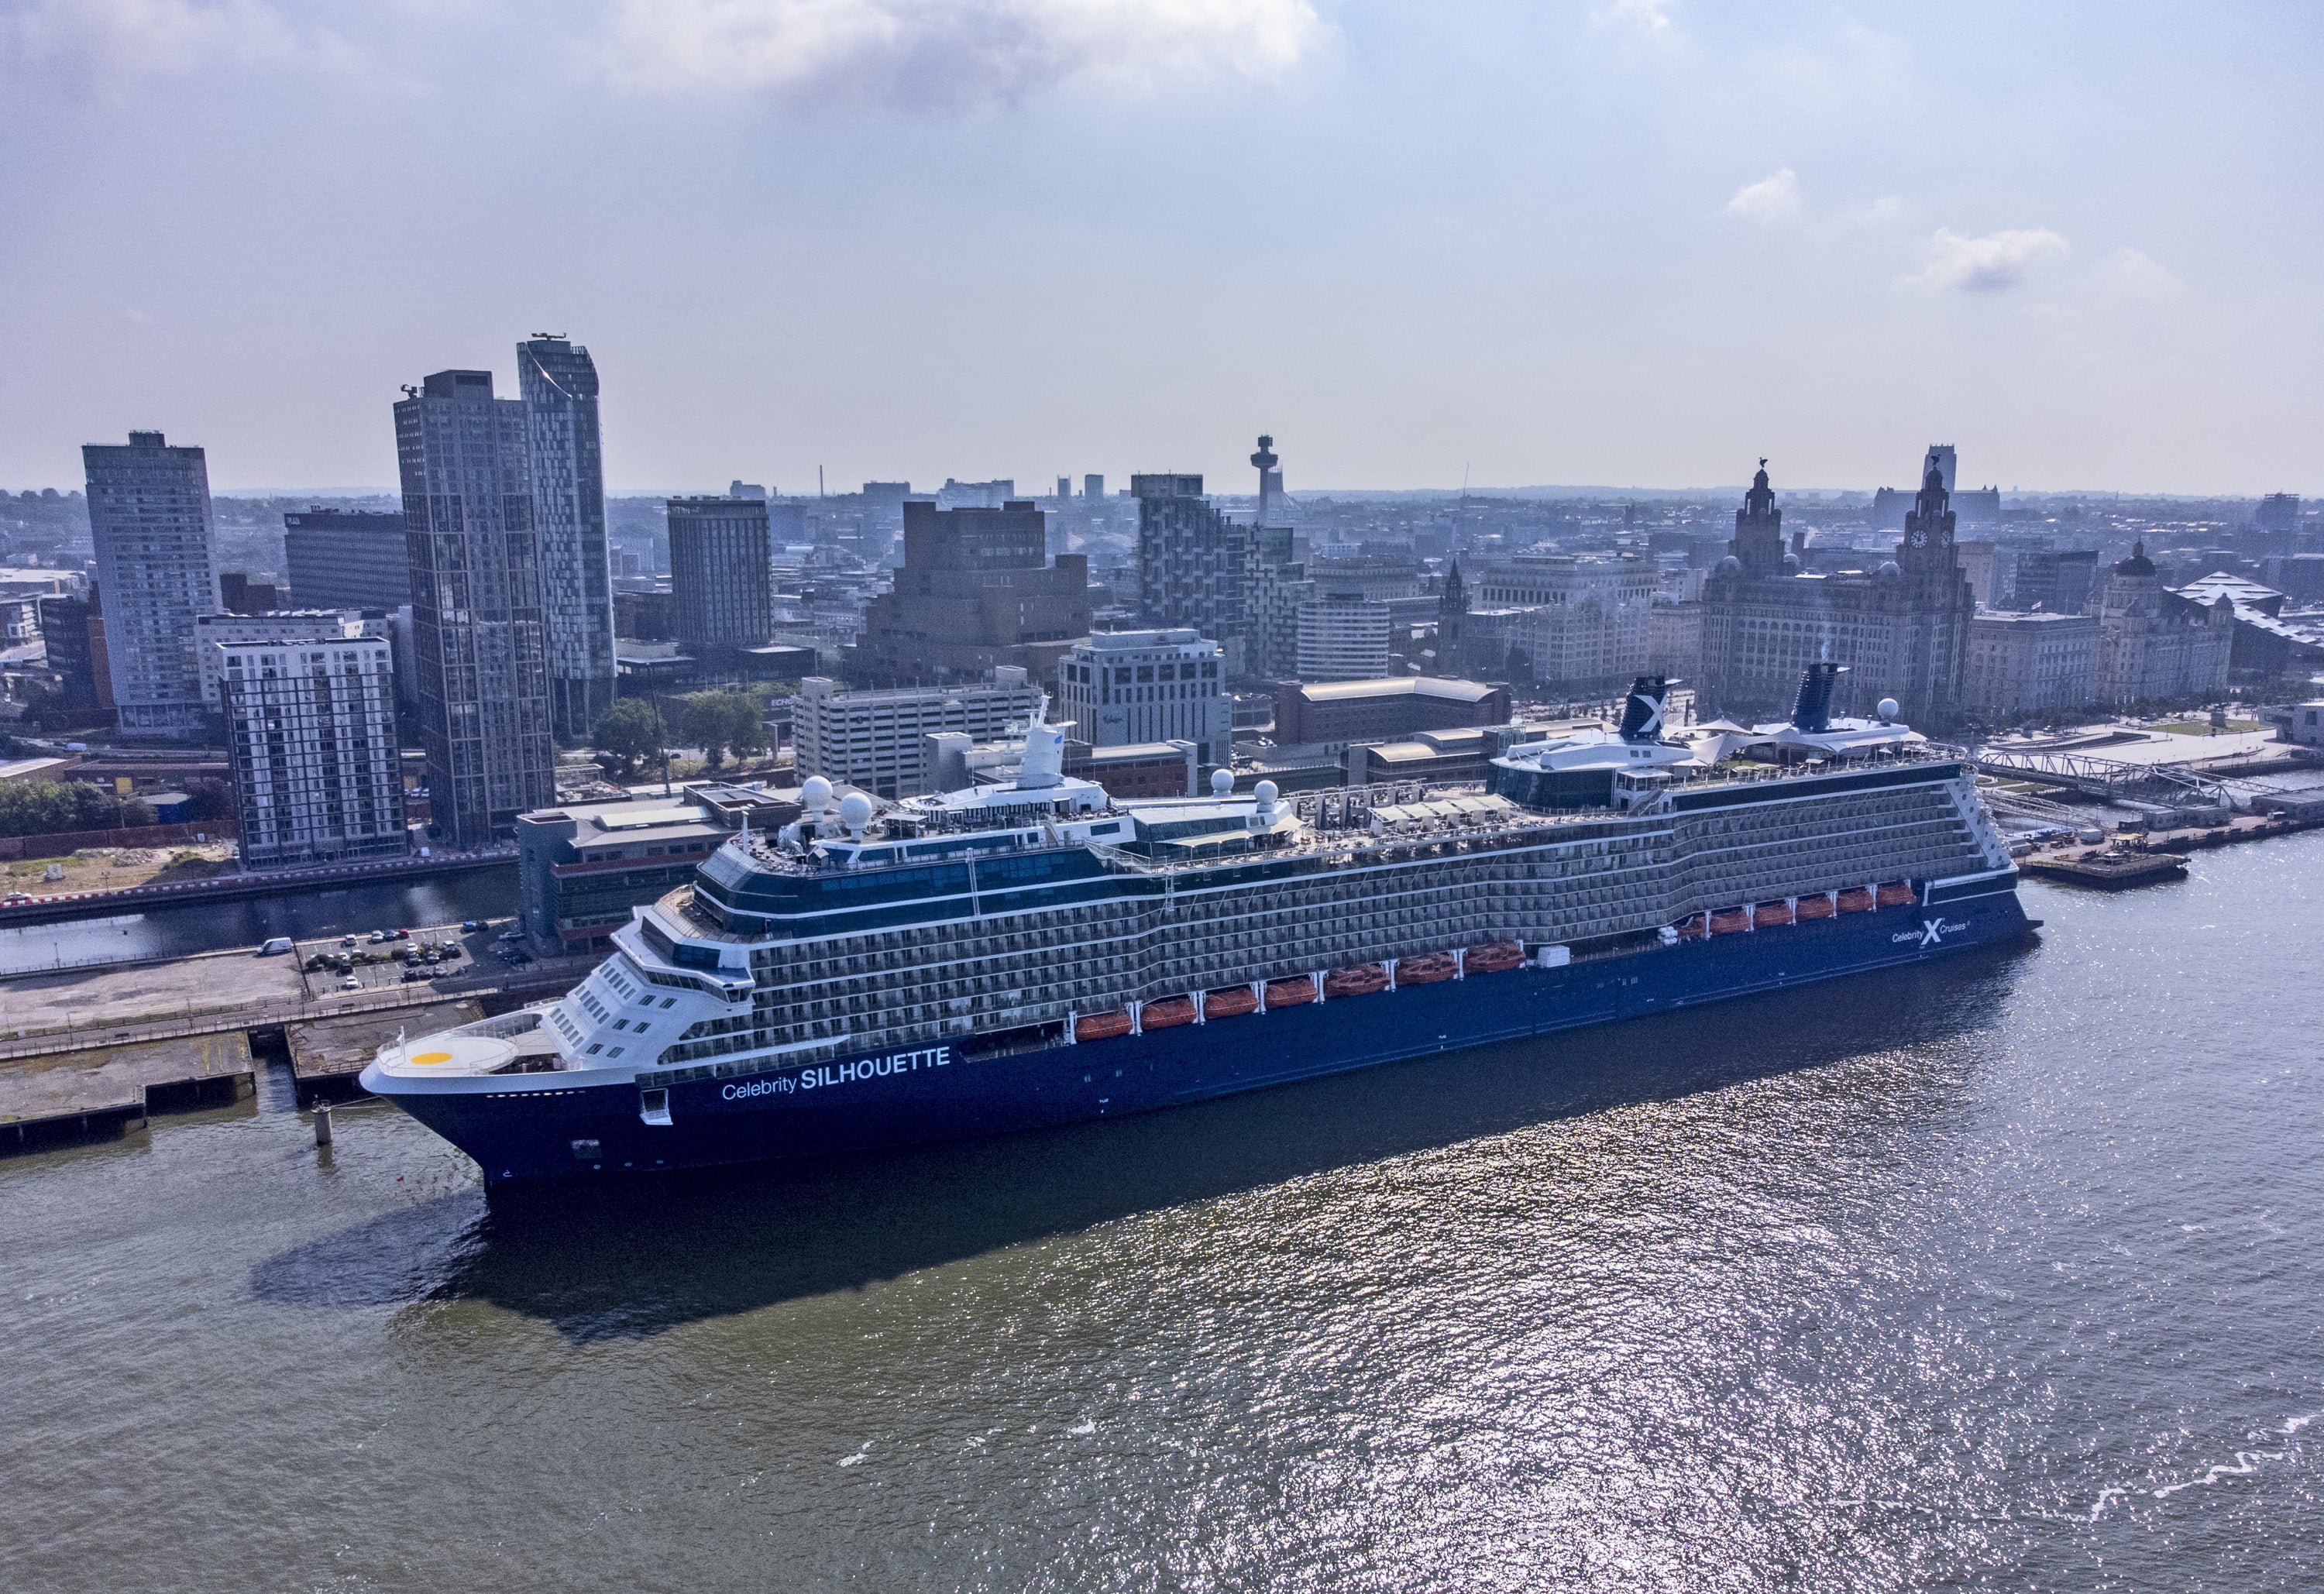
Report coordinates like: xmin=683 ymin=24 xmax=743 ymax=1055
xmin=1250 ymin=434 xmax=1281 ymax=528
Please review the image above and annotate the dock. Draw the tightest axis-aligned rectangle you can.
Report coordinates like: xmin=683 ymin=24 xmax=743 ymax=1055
xmin=2020 ymin=848 xmax=2190 ymax=889
xmin=281 ymin=998 xmax=484 ymax=1106
xmin=1 ymin=1031 xmax=254 ymax=1153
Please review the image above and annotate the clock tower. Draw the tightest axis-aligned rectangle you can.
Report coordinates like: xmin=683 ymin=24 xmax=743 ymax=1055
xmin=1899 ymin=452 xmax=1956 ymax=579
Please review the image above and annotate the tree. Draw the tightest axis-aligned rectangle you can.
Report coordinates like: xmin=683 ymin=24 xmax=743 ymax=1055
xmin=680 ymin=689 xmax=770 ymax=771
xmin=181 ymin=778 xmax=235 ymax=822
xmin=590 ymin=698 xmax=665 ymax=779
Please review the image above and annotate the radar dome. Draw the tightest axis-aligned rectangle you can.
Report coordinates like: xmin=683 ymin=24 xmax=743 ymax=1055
xmin=1782 ymin=552 xmax=1802 ymax=573
xmin=1211 ymin=768 xmax=1234 ymax=796
xmin=1717 ymin=555 xmax=1741 ymax=575
xmin=837 ymin=792 xmax=874 ymax=835
xmin=801 ymin=775 xmax=834 ymax=809
xmin=1877 ymin=559 xmax=1902 ymax=578
xmin=1877 ymin=698 xmax=1901 ymax=723
xmin=1254 ymin=779 xmax=1280 ymax=806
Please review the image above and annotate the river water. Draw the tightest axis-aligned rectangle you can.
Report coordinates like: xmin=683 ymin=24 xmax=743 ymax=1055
xmin=0 ymin=867 xmax=517 ymax=974
xmin=3 ymin=838 xmax=2319 ymax=1591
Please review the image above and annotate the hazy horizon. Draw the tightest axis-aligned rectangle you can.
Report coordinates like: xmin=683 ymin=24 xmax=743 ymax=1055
xmin=4 ymin=2 xmax=2318 ymax=498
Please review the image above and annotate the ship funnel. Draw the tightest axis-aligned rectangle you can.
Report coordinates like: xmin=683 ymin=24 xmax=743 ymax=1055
xmin=1790 ymin=661 xmax=1847 ymax=733
xmin=1618 ymin=676 xmax=1669 ymax=743
xmin=1016 ymin=694 xmax=1065 ymax=789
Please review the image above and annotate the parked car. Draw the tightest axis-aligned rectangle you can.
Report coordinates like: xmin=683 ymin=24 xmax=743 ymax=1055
xmin=338 ymin=975 xmax=362 ymax=991
xmin=497 ymin=929 xmax=521 ymax=942
xmin=507 ymin=949 xmax=533 ymax=966
xmin=258 ymin=936 xmax=294 ymax=956
xmin=368 ymin=929 xmax=387 ymax=943
xmin=401 ymin=968 xmax=428 ymax=983
xmin=339 ymin=935 xmax=356 ymax=948
xmin=461 ymin=920 xmax=483 ymax=933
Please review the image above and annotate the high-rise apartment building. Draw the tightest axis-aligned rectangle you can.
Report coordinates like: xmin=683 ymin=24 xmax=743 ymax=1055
xmin=518 ymin=337 xmax=617 ymax=740
xmin=847 ymin=500 xmax=1089 ymax=686
xmin=219 ymin=631 xmax=407 ymax=867
xmin=283 ymin=508 xmax=411 ymax=610
xmin=1083 ymin=475 xmax=1104 ymax=501
xmin=1136 ymin=474 xmax=1252 ymax=654
xmin=194 ymin=609 xmax=394 ymax=712
xmin=1296 ymin=592 xmax=1392 ymax=682
xmin=396 ymin=369 xmax=554 ymax=848
xmin=1054 ymin=630 xmax=1229 ymax=763
xmin=668 ymin=496 xmax=775 ymax=653
xmin=81 ymin=431 xmax=222 ymax=739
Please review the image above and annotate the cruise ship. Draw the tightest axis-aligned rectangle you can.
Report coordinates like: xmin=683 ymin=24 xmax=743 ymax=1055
xmin=363 ymin=669 xmax=2033 ymax=1183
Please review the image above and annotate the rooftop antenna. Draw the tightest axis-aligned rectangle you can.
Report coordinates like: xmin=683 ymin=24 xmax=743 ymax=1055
xmin=818 ymin=465 xmax=825 ymax=498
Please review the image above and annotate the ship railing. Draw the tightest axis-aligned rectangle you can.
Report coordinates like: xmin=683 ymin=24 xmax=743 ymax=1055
xmin=460 ymin=1009 xmax=547 ymax=1041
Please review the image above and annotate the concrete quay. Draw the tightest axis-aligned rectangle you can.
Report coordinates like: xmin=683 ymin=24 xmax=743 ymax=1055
xmin=0 ymin=925 xmax=592 ymax=1156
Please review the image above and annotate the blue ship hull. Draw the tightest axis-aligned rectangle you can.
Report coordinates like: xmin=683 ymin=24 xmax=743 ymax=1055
xmin=385 ymin=889 xmax=2033 ymax=1184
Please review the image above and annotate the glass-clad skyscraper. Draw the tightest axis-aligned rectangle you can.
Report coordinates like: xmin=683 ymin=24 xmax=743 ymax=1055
xmin=517 ymin=337 xmax=617 ymax=740
xmin=395 ymin=369 xmax=554 ymax=848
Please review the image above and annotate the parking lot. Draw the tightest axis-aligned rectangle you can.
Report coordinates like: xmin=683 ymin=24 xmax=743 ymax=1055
xmin=293 ymin=917 xmax=536 ymax=998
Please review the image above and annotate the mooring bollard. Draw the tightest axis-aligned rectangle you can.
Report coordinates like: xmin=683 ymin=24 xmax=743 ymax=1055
xmin=314 ymin=1101 xmax=333 ymax=1148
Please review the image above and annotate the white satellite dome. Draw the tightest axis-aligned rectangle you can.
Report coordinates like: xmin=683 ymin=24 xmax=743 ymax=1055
xmin=837 ymin=792 xmax=874 ymax=837
xmin=1211 ymin=768 xmax=1233 ymax=796
xmin=1878 ymin=698 xmax=1901 ymax=723
xmin=801 ymin=775 xmax=834 ymax=810
xmin=1254 ymin=779 xmax=1280 ymax=805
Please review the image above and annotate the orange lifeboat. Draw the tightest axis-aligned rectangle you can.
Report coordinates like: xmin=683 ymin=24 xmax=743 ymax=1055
xmin=1140 ymin=995 xmax=1197 ymax=1029
xmin=1264 ymin=977 xmax=1318 ymax=1009
xmin=1397 ymin=952 xmax=1459 ymax=985
xmin=1463 ymin=940 xmax=1526 ymax=974
xmin=1836 ymin=887 xmax=1875 ymax=914
xmin=1673 ymin=914 xmax=1710 ymax=940
xmin=1876 ymin=881 xmax=1917 ymax=908
xmin=1708 ymin=908 xmax=1752 ymax=935
xmin=1202 ymin=985 xmax=1258 ymax=1020
xmin=1752 ymin=902 xmax=1794 ymax=929
xmin=1074 ymin=1010 xmax=1132 ymax=1043
xmin=1324 ymin=964 xmax=1390 ymax=998
xmin=1793 ymin=892 xmax=1836 ymax=922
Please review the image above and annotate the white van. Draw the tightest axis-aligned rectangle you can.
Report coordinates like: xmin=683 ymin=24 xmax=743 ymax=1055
xmin=258 ymin=936 xmax=294 ymax=956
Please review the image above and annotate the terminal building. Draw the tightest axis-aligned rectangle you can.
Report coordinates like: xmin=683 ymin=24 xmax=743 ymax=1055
xmin=517 ymin=782 xmax=803 ymax=952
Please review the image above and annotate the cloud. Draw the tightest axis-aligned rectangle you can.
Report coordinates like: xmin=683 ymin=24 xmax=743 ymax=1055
xmin=1910 ymin=227 xmax=2069 ymax=293
xmin=593 ymin=0 xmax=1325 ymax=111
xmin=2109 ymin=246 xmax=2182 ymax=294
xmin=1846 ymin=194 xmax=1902 ymax=225
xmin=0 ymin=0 xmax=356 ymax=93
xmin=1724 ymin=167 xmax=1801 ymax=223
xmin=1599 ymin=0 xmax=1675 ymax=35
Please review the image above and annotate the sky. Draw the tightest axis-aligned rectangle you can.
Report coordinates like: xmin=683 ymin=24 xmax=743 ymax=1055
xmin=2 ymin=0 xmax=2319 ymax=498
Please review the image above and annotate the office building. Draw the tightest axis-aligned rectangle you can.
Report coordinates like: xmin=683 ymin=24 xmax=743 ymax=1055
xmin=2255 ymin=493 xmax=2302 ymax=535
xmin=667 ymin=496 xmax=775 ymax=654
xmin=796 ymin=670 xmax=1043 ymax=799
xmin=1645 ymin=596 xmax=1703 ymax=681
xmin=81 ymin=431 xmax=222 ymax=739
xmin=847 ymin=500 xmax=1089 ymax=687
xmin=218 ymin=632 xmax=407 ymax=867
xmin=1084 ymin=474 xmax=1105 ymax=501
xmin=218 ymin=573 xmax=277 ymax=614
xmin=2095 ymin=543 xmax=2235 ymax=706
xmin=1964 ymin=613 xmax=2099 ymax=716
xmin=937 ymin=478 xmax=1016 ymax=510
xmin=519 ymin=337 xmax=618 ymax=740
xmin=1699 ymin=459 xmax=1975 ymax=726
xmin=283 ymin=508 xmax=411 ymax=610
xmin=1136 ymin=474 xmax=1252 ymax=651
xmin=1274 ymin=676 xmax=1511 ymax=747
xmin=1463 ymin=552 xmax=1655 ymax=693
xmin=1295 ymin=592 xmax=1392 ymax=682
xmin=396 ymin=369 xmax=555 ymax=848
xmin=2003 ymin=548 xmax=2101 ymax=614
xmin=1054 ymin=630 xmax=1230 ymax=764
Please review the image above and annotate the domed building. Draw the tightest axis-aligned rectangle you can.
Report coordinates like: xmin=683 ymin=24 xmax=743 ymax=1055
xmin=2094 ymin=541 xmax=2234 ymax=706
xmin=1698 ymin=455 xmax=1976 ymax=727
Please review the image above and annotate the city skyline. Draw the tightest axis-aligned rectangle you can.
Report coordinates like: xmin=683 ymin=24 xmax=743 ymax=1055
xmin=2 ymin=3 xmax=2319 ymax=496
